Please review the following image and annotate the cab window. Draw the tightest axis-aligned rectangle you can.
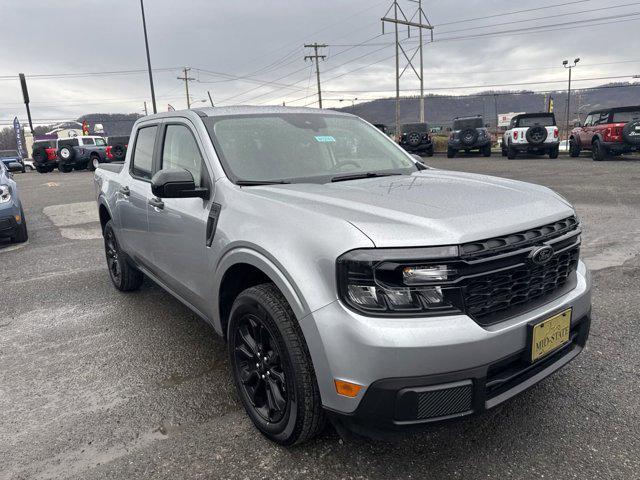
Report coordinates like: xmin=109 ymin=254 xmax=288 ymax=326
xmin=131 ymin=126 xmax=158 ymax=180
xmin=161 ymin=124 xmax=204 ymax=187
xmin=583 ymin=115 xmax=593 ymax=127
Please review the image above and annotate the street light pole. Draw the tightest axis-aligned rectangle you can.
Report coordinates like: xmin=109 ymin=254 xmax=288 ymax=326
xmin=140 ymin=0 xmax=157 ymax=114
xmin=563 ymin=58 xmax=580 ymax=141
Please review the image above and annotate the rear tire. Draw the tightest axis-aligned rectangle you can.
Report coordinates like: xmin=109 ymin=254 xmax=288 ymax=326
xmin=103 ymin=220 xmax=143 ymax=291
xmin=446 ymin=147 xmax=456 ymax=158
xmin=424 ymin=146 xmax=434 ymax=157
xmin=507 ymin=144 xmax=517 ymax=159
xmin=58 ymin=162 xmax=73 ymax=173
xmin=35 ymin=165 xmax=52 ymax=174
xmin=548 ymin=146 xmax=559 ymax=159
xmin=592 ymin=139 xmax=607 ymax=161
xmin=482 ymin=145 xmax=492 ymax=157
xmin=228 ymin=283 xmax=325 ymax=446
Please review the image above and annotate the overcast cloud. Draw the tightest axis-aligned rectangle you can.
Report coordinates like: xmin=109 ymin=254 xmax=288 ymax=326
xmin=1 ymin=0 xmax=639 ymax=125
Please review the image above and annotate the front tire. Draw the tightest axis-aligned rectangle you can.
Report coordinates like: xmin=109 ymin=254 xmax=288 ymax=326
xmin=228 ymin=283 xmax=325 ymax=446
xmin=482 ymin=144 xmax=492 ymax=157
xmin=446 ymin=147 xmax=456 ymax=158
xmin=88 ymin=155 xmax=100 ymax=171
xmin=103 ymin=220 xmax=143 ymax=291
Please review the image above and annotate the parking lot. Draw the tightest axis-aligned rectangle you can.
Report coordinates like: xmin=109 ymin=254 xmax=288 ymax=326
xmin=1 ymin=155 xmax=639 ymax=479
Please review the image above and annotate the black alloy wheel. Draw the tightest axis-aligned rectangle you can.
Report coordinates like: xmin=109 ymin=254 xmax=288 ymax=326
xmin=407 ymin=132 xmax=422 ymax=146
xmin=233 ymin=314 xmax=288 ymax=424
xmin=228 ymin=284 xmax=325 ymax=445
xmin=460 ymin=128 xmax=478 ymax=146
xmin=105 ymin=227 xmax=121 ymax=285
xmin=526 ymin=125 xmax=548 ymax=144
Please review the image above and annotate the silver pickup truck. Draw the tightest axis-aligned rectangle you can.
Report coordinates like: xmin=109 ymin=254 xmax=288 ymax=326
xmin=94 ymin=106 xmax=591 ymax=445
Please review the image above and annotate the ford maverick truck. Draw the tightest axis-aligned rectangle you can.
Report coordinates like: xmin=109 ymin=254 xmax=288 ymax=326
xmin=95 ymin=106 xmax=591 ymax=445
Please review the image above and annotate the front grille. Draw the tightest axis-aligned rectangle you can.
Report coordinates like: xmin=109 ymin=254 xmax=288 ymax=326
xmin=463 ymin=246 xmax=580 ymax=322
xmin=456 ymin=216 xmax=581 ymax=324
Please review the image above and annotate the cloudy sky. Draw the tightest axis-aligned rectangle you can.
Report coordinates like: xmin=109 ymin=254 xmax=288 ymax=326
xmin=1 ymin=0 xmax=639 ymax=126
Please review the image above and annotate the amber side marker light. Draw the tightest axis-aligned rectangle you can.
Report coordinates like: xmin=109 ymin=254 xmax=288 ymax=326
xmin=334 ymin=379 xmax=362 ymax=397
xmin=14 ymin=214 xmax=21 ymax=223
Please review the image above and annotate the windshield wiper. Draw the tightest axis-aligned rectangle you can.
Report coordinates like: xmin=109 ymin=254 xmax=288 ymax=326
xmin=236 ymin=179 xmax=291 ymax=186
xmin=330 ymin=172 xmax=402 ymax=183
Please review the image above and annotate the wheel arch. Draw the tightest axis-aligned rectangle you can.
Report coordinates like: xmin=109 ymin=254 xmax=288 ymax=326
xmin=98 ymin=199 xmax=112 ymax=234
xmin=213 ymin=248 xmax=308 ymax=340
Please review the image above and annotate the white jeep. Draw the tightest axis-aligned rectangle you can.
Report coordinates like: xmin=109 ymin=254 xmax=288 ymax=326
xmin=502 ymin=113 xmax=560 ymax=159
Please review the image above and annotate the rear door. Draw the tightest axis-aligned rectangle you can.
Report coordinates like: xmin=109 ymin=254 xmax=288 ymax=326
xmin=580 ymin=114 xmax=593 ymax=146
xmin=115 ymin=124 xmax=159 ymax=267
xmin=146 ymin=119 xmax=215 ymax=312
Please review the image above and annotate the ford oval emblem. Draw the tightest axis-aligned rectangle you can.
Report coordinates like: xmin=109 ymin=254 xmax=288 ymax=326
xmin=529 ymin=245 xmax=554 ymax=265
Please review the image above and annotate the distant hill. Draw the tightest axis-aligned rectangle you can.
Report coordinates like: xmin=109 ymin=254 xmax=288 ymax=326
xmin=341 ymin=82 xmax=640 ymax=130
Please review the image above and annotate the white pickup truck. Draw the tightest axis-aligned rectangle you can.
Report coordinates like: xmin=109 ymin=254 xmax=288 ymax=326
xmin=502 ymin=113 xmax=560 ymax=159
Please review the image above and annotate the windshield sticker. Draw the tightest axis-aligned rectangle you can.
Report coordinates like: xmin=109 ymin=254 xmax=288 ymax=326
xmin=314 ymin=135 xmax=336 ymax=143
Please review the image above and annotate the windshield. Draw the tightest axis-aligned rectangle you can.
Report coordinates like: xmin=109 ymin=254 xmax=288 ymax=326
xmin=94 ymin=138 xmax=106 ymax=146
xmin=517 ymin=116 xmax=555 ymax=127
xmin=612 ymin=110 xmax=640 ymax=123
xmin=0 ymin=150 xmax=19 ymax=157
xmin=453 ymin=118 xmax=483 ymax=130
xmin=204 ymin=113 xmax=417 ymax=184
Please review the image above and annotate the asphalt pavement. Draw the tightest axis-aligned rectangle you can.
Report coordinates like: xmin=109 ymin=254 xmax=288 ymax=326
xmin=1 ymin=154 xmax=639 ymax=479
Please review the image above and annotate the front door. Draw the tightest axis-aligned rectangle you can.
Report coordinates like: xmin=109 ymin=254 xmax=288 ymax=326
xmin=146 ymin=121 xmax=215 ymax=313
xmin=116 ymin=124 xmax=158 ymax=267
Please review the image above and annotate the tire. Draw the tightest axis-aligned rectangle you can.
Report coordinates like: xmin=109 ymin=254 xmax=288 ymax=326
xmin=482 ymin=144 xmax=492 ymax=157
xmin=622 ymin=120 xmax=640 ymax=146
xmin=446 ymin=146 xmax=456 ymax=158
xmin=58 ymin=162 xmax=73 ymax=173
xmin=32 ymin=147 xmax=48 ymax=163
xmin=525 ymin=125 xmax=548 ymax=144
xmin=228 ymin=283 xmax=325 ymax=446
xmin=424 ymin=146 xmax=434 ymax=157
xmin=507 ymin=144 xmax=517 ymax=159
xmin=35 ymin=165 xmax=52 ymax=174
xmin=548 ymin=146 xmax=559 ymax=159
xmin=501 ymin=146 xmax=507 ymax=157
xmin=103 ymin=220 xmax=144 ymax=291
xmin=592 ymin=139 xmax=607 ymax=161
xmin=111 ymin=144 xmax=127 ymax=161
xmin=88 ymin=155 xmax=100 ymax=171
xmin=406 ymin=132 xmax=422 ymax=147
xmin=569 ymin=138 xmax=581 ymax=157
xmin=11 ymin=208 xmax=28 ymax=243
xmin=459 ymin=128 xmax=479 ymax=146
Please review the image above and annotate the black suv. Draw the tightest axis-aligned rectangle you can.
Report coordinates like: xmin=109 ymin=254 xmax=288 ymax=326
xmin=447 ymin=116 xmax=491 ymax=157
xmin=398 ymin=123 xmax=434 ymax=156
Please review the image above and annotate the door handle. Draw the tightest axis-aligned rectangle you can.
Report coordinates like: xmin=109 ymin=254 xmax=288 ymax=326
xmin=119 ymin=186 xmax=130 ymax=197
xmin=149 ymin=197 xmax=164 ymax=210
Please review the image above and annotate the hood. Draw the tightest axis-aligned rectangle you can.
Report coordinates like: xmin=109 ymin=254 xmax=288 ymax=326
xmin=243 ymin=170 xmax=575 ymax=247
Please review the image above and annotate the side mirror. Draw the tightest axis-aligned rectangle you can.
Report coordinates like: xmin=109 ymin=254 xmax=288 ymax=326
xmin=151 ymin=168 xmax=208 ymax=199
xmin=8 ymin=162 xmax=23 ymax=173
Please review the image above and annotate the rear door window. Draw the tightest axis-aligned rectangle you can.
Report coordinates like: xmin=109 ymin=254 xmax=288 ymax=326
xmin=82 ymin=138 xmax=95 ymax=145
xmin=612 ymin=110 xmax=640 ymax=123
xmin=131 ymin=126 xmax=158 ymax=180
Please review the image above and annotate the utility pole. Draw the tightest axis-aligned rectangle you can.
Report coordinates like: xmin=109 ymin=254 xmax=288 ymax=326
xmin=207 ymin=90 xmax=214 ymax=107
xmin=177 ymin=67 xmax=195 ymax=109
xmin=18 ymin=73 xmax=34 ymax=134
xmin=139 ymin=0 xmax=157 ymax=114
xmin=304 ymin=43 xmax=327 ymax=108
xmin=563 ymin=58 xmax=580 ymax=141
xmin=382 ymin=0 xmax=433 ymax=138
xmin=494 ymin=94 xmax=499 ymax=130
xmin=143 ymin=101 xmax=148 ymax=116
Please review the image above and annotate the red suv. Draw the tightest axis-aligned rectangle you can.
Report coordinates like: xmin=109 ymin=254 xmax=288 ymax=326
xmin=569 ymin=105 xmax=640 ymax=161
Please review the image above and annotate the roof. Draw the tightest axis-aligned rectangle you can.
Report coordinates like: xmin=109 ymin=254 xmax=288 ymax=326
xmin=512 ymin=112 xmax=555 ymax=119
xmin=587 ymin=105 xmax=640 ymax=115
xmin=141 ymin=105 xmax=352 ymax=121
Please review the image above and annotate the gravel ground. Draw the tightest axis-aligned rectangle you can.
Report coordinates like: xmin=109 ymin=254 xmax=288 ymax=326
xmin=1 ymin=154 xmax=639 ymax=480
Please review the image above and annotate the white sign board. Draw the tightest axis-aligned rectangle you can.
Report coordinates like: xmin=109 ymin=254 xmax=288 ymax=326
xmin=498 ymin=112 xmax=526 ymax=128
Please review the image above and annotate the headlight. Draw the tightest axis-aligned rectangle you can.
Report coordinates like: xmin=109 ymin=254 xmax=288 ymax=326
xmin=337 ymin=247 xmax=463 ymax=316
xmin=0 ymin=185 xmax=11 ymax=203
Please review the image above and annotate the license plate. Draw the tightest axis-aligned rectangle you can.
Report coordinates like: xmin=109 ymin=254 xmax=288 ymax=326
xmin=530 ymin=309 xmax=571 ymax=362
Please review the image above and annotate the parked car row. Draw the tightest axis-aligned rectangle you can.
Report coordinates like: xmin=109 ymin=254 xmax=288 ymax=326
xmin=31 ymin=135 xmax=129 ymax=174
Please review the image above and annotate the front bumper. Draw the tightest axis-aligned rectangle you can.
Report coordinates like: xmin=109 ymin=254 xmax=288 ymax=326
xmin=301 ymin=260 xmax=591 ymax=424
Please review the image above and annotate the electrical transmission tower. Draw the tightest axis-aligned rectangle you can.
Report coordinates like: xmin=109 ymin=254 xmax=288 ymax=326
xmin=382 ymin=0 xmax=433 ymax=137
xmin=177 ymin=67 xmax=196 ymax=109
xmin=304 ymin=43 xmax=327 ymax=108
